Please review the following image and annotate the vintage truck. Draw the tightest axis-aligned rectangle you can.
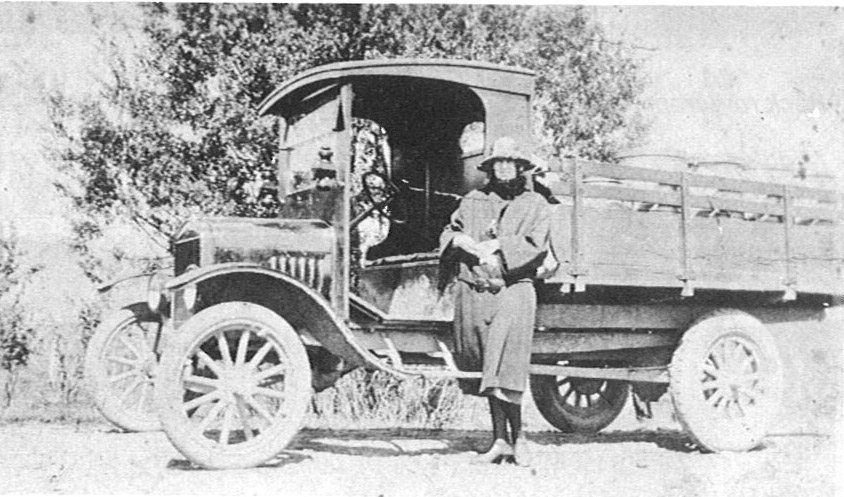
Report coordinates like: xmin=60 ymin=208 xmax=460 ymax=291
xmin=84 ymin=59 xmax=843 ymax=469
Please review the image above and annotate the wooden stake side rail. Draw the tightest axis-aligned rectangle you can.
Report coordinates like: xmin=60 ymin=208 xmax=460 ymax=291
xmin=543 ymin=158 xmax=844 ymax=299
xmin=549 ymin=159 xmax=842 ymax=204
xmin=548 ymin=182 xmax=838 ymax=221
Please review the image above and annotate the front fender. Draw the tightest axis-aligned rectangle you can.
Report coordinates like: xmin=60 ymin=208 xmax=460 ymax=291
xmin=164 ymin=263 xmax=391 ymax=373
xmin=98 ymin=272 xmax=159 ymax=294
xmin=164 ymin=262 xmax=276 ymax=292
xmin=97 ymin=269 xmax=172 ymax=312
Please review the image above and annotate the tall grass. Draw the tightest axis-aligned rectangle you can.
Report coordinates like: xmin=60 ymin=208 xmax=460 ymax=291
xmin=306 ymin=369 xmax=468 ymax=430
xmin=0 ymin=357 xmax=487 ymax=430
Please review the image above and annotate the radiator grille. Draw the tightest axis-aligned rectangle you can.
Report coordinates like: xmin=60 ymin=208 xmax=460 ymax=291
xmin=173 ymin=237 xmax=200 ymax=275
xmin=267 ymin=252 xmax=330 ymax=295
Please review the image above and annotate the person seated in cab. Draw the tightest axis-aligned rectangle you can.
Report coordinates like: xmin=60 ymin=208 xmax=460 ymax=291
xmin=280 ymin=146 xmax=342 ymax=224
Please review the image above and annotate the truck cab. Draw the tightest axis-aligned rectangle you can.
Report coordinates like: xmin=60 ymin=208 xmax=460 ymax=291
xmin=170 ymin=59 xmax=539 ymax=327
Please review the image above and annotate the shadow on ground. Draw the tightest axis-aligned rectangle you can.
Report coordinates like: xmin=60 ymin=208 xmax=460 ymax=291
xmin=165 ymin=428 xmax=824 ymax=470
xmin=288 ymin=427 xmax=701 ymax=456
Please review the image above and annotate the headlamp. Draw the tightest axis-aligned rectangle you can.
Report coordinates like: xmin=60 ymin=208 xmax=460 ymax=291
xmin=146 ymin=272 xmax=168 ymax=314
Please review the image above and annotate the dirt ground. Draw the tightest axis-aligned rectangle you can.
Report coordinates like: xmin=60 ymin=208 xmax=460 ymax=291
xmin=0 ymin=421 xmax=839 ymax=497
xmin=1 ymin=309 xmax=841 ymax=497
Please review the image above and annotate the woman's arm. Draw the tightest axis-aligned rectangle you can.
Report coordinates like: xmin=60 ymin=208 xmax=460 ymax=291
xmin=496 ymin=196 xmax=552 ymax=275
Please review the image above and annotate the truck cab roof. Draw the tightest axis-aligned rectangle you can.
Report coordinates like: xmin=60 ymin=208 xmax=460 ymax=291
xmin=258 ymin=58 xmax=535 ymax=118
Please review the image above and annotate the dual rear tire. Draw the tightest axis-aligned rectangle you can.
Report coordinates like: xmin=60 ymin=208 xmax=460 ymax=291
xmin=530 ymin=362 xmax=629 ymax=434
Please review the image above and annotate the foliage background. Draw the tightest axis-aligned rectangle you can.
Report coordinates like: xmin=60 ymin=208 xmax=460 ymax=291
xmin=48 ymin=4 xmax=645 ymax=247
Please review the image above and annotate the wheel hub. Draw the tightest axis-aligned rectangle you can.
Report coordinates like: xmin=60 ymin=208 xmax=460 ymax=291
xmin=218 ymin=366 xmax=257 ymax=396
xmin=140 ymin=355 xmax=157 ymax=377
xmin=701 ymin=336 xmax=764 ymax=416
xmin=570 ymin=377 xmax=602 ymax=396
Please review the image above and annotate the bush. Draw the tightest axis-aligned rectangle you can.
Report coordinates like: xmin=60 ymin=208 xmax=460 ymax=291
xmin=0 ymin=225 xmax=38 ymax=408
xmin=45 ymin=302 xmax=102 ymax=406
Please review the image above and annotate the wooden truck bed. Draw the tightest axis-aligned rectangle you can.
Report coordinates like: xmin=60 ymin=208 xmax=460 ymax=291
xmin=543 ymin=159 xmax=843 ymax=299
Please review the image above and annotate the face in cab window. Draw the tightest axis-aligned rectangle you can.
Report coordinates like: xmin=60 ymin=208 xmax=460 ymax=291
xmin=459 ymin=121 xmax=485 ymax=157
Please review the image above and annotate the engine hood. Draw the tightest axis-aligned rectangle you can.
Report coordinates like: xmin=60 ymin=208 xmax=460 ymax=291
xmin=173 ymin=216 xmax=335 ymax=277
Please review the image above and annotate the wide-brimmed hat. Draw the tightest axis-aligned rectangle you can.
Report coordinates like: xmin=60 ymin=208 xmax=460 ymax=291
xmin=479 ymin=137 xmax=536 ymax=172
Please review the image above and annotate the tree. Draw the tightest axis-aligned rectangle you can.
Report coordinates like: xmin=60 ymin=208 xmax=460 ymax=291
xmin=49 ymin=4 xmax=645 ymax=247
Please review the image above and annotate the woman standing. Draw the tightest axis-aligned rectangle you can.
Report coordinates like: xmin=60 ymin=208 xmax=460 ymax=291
xmin=439 ymin=137 xmax=552 ymax=464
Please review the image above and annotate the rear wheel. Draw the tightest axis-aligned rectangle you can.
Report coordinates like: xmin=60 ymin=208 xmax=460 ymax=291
xmin=155 ymin=302 xmax=311 ymax=469
xmin=85 ymin=305 xmax=161 ymax=432
xmin=531 ymin=361 xmax=630 ymax=433
xmin=669 ymin=310 xmax=783 ymax=452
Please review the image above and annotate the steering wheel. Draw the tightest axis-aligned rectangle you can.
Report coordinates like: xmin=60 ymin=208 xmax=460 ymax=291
xmin=361 ymin=171 xmax=408 ymax=224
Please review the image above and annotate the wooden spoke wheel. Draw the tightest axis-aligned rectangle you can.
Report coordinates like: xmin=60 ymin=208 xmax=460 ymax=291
xmin=155 ymin=302 xmax=311 ymax=469
xmin=84 ymin=304 xmax=161 ymax=432
xmin=531 ymin=361 xmax=630 ymax=433
xmin=669 ymin=310 xmax=783 ymax=452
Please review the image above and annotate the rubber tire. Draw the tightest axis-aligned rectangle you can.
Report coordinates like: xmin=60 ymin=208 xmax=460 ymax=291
xmin=84 ymin=305 xmax=161 ymax=432
xmin=669 ymin=309 xmax=783 ymax=452
xmin=155 ymin=302 xmax=311 ymax=470
xmin=531 ymin=365 xmax=630 ymax=433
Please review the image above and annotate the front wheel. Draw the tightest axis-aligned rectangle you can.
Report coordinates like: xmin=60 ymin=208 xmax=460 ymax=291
xmin=531 ymin=361 xmax=630 ymax=433
xmin=669 ymin=310 xmax=783 ymax=452
xmin=84 ymin=304 xmax=161 ymax=432
xmin=155 ymin=302 xmax=311 ymax=469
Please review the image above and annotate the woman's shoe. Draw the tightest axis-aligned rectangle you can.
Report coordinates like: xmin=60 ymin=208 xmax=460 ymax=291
xmin=474 ymin=438 xmax=514 ymax=464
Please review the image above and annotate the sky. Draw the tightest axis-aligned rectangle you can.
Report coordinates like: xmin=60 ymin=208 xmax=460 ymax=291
xmin=1 ymin=4 xmax=842 ymax=247
xmin=595 ymin=5 xmax=843 ymax=179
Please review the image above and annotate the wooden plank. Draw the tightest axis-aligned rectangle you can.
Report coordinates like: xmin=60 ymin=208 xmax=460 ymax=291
xmin=550 ymin=262 xmax=841 ymax=295
xmin=579 ymin=161 xmax=682 ymax=185
xmin=547 ymin=181 xmax=573 ymax=196
xmin=536 ymin=304 xmax=699 ymax=329
xmin=790 ymin=184 xmax=843 ymax=203
xmin=535 ymin=303 xmax=828 ymax=330
xmin=545 ymin=158 xmax=841 ymax=207
xmin=544 ymin=156 xmax=572 ymax=174
xmin=552 ymin=157 xmax=840 ymax=199
xmin=549 ymin=181 xmax=839 ymax=220
xmin=570 ymin=161 xmax=585 ymax=290
xmin=689 ymin=174 xmax=787 ymax=196
xmin=688 ymin=216 xmax=786 ymax=273
xmin=544 ymin=265 xmax=681 ymax=289
xmin=687 ymin=194 xmax=785 ymax=216
xmin=782 ymin=185 xmax=796 ymax=298
xmin=581 ymin=184 xmax=681 ymax=206
xmin=580 ymin=208 xmax=680 ymax=269
xmin=532 ymin=330 xmax=679 ymax=353
xmin=792 ymin=205 xmax=843 ymax=221
xmin=679 ymin=172 xmax=694 ymax=295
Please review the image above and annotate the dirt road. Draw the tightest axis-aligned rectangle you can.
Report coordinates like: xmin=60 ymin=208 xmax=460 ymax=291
xmin=1 ymin=419 xmax=838 ymax=497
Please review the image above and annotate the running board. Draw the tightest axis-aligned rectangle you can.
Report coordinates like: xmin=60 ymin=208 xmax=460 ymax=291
xmin=530 ymin=364 xmax=669 ymax=383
